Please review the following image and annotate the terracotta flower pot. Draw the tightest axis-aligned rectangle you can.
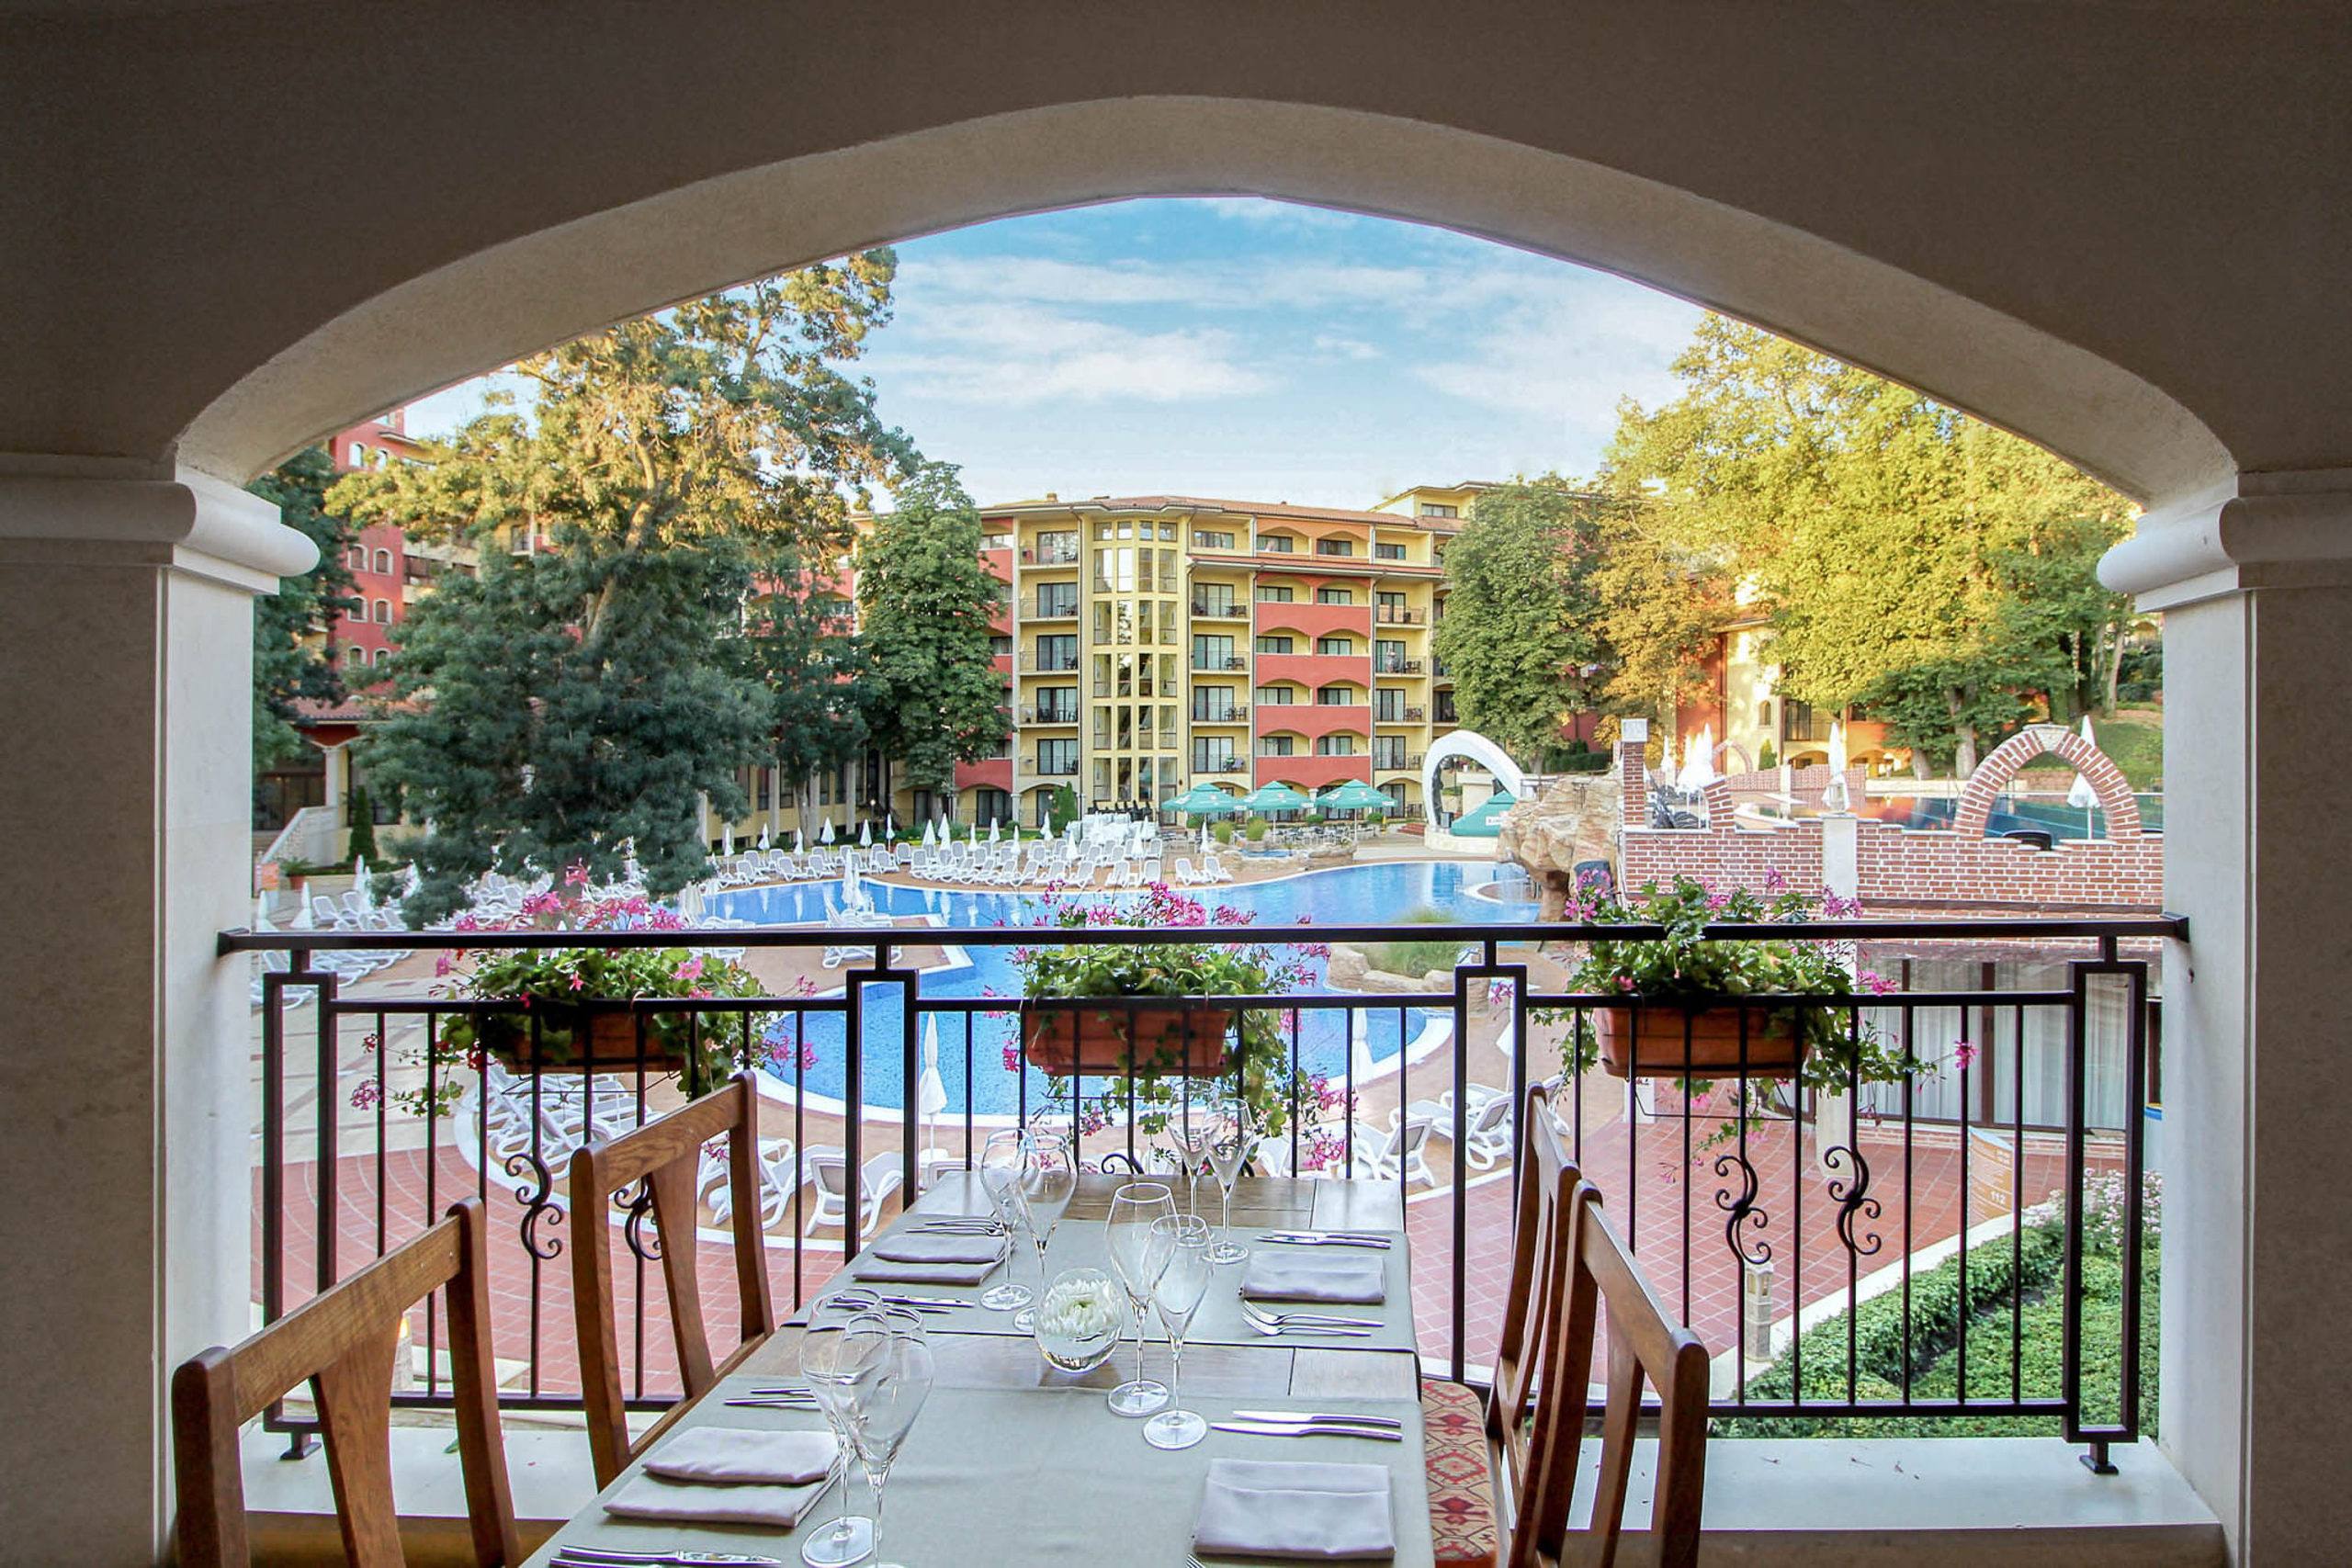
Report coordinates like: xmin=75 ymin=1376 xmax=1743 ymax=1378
xmin=1023 ymin=1004 xmax=1234 ymax=1077
xmin=484 ymin=1010 xmax=691 ymax=1075
xmin=1592 ymin=1004 xmax=1808 ymax=1079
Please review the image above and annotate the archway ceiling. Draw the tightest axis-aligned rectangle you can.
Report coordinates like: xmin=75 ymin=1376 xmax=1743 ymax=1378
xmin=6 ymin=2 xmax=2348 ymax=500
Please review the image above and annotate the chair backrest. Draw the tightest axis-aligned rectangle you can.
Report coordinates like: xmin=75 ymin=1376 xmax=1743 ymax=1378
xmin=1487 ymin=1084 xmax=1582 ymax=1565
xmin=571 ymin=1072 xmax=777 ymax=1486
xmin=1525 ymin=1188 xmax=1711 ymax=1568
xmin=173 ymin=1199 xmax=516 ymax=1568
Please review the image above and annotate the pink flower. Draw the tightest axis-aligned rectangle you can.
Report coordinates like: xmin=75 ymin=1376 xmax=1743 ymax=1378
xmin=1764 ymin=867 xmax=1788 ymax=891
xmin=349 ymin=1080 xmax=382 ymax=1110
xmin=564 ymin=861 xmax=591 ymax=887
xmin=434 ymin=953 xmax=454 ymax=978
xmin=674 ymin=955 xmax=705 ymax=982
xmin=569 ymin=974 xmax=584 ymax=991
xmin=1860 ymin=970 xmax=1898 ymax=996
xmin=1954 ymin=1041 xmax=1980 ymax=1069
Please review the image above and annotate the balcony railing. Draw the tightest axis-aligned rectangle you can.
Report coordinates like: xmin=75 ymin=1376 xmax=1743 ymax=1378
xmin=1022 ymin=544 xmax=1080 ymax=565
xmin=1192 ymin=705 xmax=1249 ymax=724
xmin=1375 ymin=606 xmax=1426 ymax=625
xmin=1200 ymin=756 xmax=1249 ymax=773
xmin=1190 ymin=601 xmax=1249 ymax=618
xmin=1026 ymin=756 xmax=1080 ymax=775
xmin=1374 ymin=658 xmax=1424 ymax=675
xmin=1193 ymin=656 xmax=1249 ymax=671
xmin=1374 ymin=752 xmax=1421 ymax=770
xmin=1020 ymin=596 xmax=1080 ymax=620
xmin=230 ymin=913 xmax=2169 ymax=1471
xmin=1019 ymin=705 xmax=1080 ymax=725
xmin=1018 ymin=652 xmax=1080 ymax=672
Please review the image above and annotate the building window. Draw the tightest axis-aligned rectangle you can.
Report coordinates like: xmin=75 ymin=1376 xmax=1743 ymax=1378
xmin=1036 ymin=739 xmax=1078 ymax=774
xmin=349 ymin=443 xmax=367 ymax=467
xmin=1258 ymin=735 xmax=1295 ymax=757
xmin=1377 ymin=592 xmax=1408 ymax=617
xmin=373 ymin=548 xmax=392 ymax=574
xmin=344 ymin=645 xmax=364 ymax=666
xmin=1035 ymin=686 xmax=1079 ymax=723
xmin=1192 ymin=634 xmax=1236 ymax=670
xmin=346 ymin=546 xmax=366 ymax=570
xmin=1256 ymin=534 xmax=1294 ymax=553
xmin=1374 ymin=689 xmax=1403 ymax=722
xmin=1192 ymin=584 xmax=1235 ymax=615
xmin=975 ymin=786 xmax=1013 ymax=824
xmin=1254 ymin=584 xmax=1294 ymax=602
xmin=990 ymin=635 xmax=1013 ymax=659
xmin=1193 ymin=737 xmax=1236 ymax=771
xmin=1193 ymin=530 xmax=1236 ymax=550
xmin=1255 ymin=635 xmax=1294 ymax=655
xmin=372 ymin=648 xmax=389 ymax=666
xmin=1316 ymin=734 xmax=1356 ymax=756
xmin=1316 ymin=636 xmax=1354 ymax=657
xmin=1315 ymin=537 xmax=1354 ymax=557
xmin=1036 ymin=581 xmax=1079 ymax=616
xmin=1374 ymin=737 xmax=1408 ymax=768
xmin=1419 ymin=502 xmax=1458 ymax=517
xmin=1192 ymin=688 xmax=1238 ymax=721
xmin=1315 ymin=685 xmax=1358 ymax=705
xmin=1375 ymin=639 xmax=1407 ymax=671
xmin=980 ymin=532 xmax=1012 ymax=549
xmin=1254 ymin=684 xmax=1295 ymax=705
xmin=1035 ymin=634 xmax=1078 ymax=671
xmin=1374 ymin=542 xmax=1407 ymax=560
xmin=1316 ymin=586 xmax=1354 ymax=604
xmin=373 ymin=599 xmax=392 ymax=623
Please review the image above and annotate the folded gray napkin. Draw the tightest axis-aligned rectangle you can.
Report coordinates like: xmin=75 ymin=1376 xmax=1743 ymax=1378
xmin=1239 ymin=1250 xmax=1386 ymax=1305
xmin=869 ymin=1231 xmax=1010 ymax=1267
xmin=1193 ymin=1458 xmax=1396 ymax=1561
xmin=604 ymin=1472 xmax=829 ymax=1529
xmin=849 ymin=1243 xmax=1008 ymax=1287
xmin=642 ymin=1427 xmax=837 ymax=1485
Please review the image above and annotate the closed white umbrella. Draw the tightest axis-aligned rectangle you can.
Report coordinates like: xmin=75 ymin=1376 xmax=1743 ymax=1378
xmin=254 ymin=894 xmax=274 ymax=931
xmin=2068 ymin=716 xmax=2101 ymax=833
xmin=937 ymin=809 xmax=951 ymax=841
xmin=989 ymin=818 xmax=1001 ymax=843
xmin=887 ymin=813 xmax=897 ymax=841
xmin=723 ymin=823 xmax=734 ymax=857
xmin=291 ymin=886 xmax=315 ymax=931
xmin=859 ymin=818 xmax=872 ymax=848
xmin=820 ymin=818 xmax=834 ymax=845
xmin=1676 ymin=724 xmax=1717 ymax=793
xmin=794 ymin=828 xmax=805 ymax=854
xmin=757 ymin=825 xmax=769 ymax=851
xmin=1823 ymin=720 xmax=1852 ymax=812
xmin=352 ymin=855 xmax=371 ymax=909
xmin=922 ymin=819 xmax=937 ymax=848
xmin=918 ymin=1017 xmax=949 ymax=1157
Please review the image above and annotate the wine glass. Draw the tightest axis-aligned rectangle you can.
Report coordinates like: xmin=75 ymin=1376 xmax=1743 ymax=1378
xmin=977 ymin=1128 xmax=1035 ymax=1313
xmin=842 ymin=1310 xmax=935 ymax=1568
xmin=1012 ymin=1130 xmax=1077 ymax=1332
xmin=797 ymin=1303 xmax=881 ymax=1568
xmin=1141 ymin=1213 xmax=1215 ymax=1451
xmin=1102 ymin=1179 xmax=1177 ymax=1416
xmin=1166 ymin=1111 xmax=1212 ymax=1216
xmin=1203 ymin=1113 xmax=1251 ymax=1265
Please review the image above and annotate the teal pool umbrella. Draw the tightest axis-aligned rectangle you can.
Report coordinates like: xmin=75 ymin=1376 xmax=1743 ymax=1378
xmin=1170 ymin=783 xmax=1240 ymax=816
xmin=1317 ymin=779 xmax=1391 ymax=811
xmin=1452 ymin=789 xmax=1519 ymax=837
xmin=1240 ymin=781 xmax=1315 ymax=813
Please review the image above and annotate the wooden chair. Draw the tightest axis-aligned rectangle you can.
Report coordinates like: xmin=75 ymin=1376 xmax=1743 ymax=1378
xmin=571 ymin=1071 xmax=777 ymax=1487
xmin=1521 ymin=1183 xmax=1713 ymax=1568
xmin=172 ymin=1198 xmax=518 ymax=1568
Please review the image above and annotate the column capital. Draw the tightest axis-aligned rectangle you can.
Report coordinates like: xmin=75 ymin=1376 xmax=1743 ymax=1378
xmin=2100 ymin=468 xmax=2352 ymax=611
xmin=0 ymin=464 xmax=316 ymax=592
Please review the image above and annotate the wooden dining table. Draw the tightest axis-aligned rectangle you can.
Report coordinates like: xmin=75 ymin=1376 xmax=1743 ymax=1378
xmin=522 ymin=1174 xmax=1436 ymax=1566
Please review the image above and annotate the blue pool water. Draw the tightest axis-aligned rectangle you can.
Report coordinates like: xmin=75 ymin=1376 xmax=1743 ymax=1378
xmin=709 ymin=860 xmax=1537 ymax=1115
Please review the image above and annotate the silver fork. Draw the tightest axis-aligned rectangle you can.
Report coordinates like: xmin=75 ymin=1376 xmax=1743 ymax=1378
xmin=1238 ymin=1299 xmax=1383 ymax=1329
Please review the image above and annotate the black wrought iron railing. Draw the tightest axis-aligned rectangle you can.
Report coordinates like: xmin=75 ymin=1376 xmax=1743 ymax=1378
xmin=223 ymin=913 xmax=2174 ymax=1468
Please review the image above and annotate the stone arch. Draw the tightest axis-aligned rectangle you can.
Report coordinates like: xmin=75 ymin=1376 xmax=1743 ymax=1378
xmin=1423 ymin=730 xmax=1526 ymax=818
xmin=160 ymin=97 xmax=2227 ymax=499
xmin=1951 ymin=723 xmax=2143 ymax=839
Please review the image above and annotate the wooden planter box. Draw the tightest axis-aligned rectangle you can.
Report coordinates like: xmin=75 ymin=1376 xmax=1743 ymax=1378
xmin=1593 ymin=1005 xmax=1808 ymax=1079
xmin=483 ymin=1011 xmax=690 ymax=1076
xmin=1023 ymin=1005 xmax=1234 ymax=1077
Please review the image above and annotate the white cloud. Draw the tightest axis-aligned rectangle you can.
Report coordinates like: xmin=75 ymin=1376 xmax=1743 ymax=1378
xmin=1413 ymin=276 xmax=1702 ymax=448
xmin=1312 ymin=333 xmax=1381 ymax=361
xmin=865 ymin=301 xmax=1274 ymax=405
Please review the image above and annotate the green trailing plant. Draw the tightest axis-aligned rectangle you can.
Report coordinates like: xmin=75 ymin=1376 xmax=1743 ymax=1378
xmin=1007 ymin=885 xmax=1341 ymax=1148
xmin=1537 ymin=872 xmax=1914 ymax=1100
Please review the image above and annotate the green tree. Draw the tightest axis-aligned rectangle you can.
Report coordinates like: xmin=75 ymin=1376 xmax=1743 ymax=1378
xmin=854 ymin=463 xmax=1011 ymax=818
xmin=1430 ymin=479 xmax=1608 ymax=759
xmin=332 ymin=261 xmax=917 ymax=917
xmin=246 ymin=446 xmax=357 ymax=768
xmin=1603 ymin=316 xmax=2132 ymax=775
xmin=744 ymin=579 xmax=876 ymax=837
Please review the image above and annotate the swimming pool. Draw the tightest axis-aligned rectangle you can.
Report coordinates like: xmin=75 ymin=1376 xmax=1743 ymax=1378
xmin=708 ymin=859 xmax=1537 ymax=1116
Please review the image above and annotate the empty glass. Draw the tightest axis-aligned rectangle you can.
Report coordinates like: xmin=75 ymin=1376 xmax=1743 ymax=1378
xmin=1167 ymin=1112 xmax=1212 ymax=1215
xmin=1102 ymin=1179 xmax=1177 ymax=1416
xmin=978 ymin=1128 xmax=1035 ymax=1313
xmin=1012 ymin=1130 xmax=1078 ymax=1332
xmin=797 ymin=1303 xmax=879 ymax=1567
xmin=843 ymin=1309 xmax=935 ymax=1568
xmin=1204 ymin=1115 xmax=1251 ymax=1265
xmin=1142 ymin=1213 xmax=1215 ymax=1450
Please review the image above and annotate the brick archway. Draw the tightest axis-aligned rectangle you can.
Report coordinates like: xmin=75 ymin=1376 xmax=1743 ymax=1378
xmin=1951 ymin=724 xmax=2142 ymax=839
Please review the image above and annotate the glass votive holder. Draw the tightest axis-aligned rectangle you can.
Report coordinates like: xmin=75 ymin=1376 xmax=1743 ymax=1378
xmin=1033 ymin=1267 xmax=1124 ymax=1373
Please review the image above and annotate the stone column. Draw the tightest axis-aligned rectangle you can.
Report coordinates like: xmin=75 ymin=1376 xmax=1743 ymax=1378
xmin=2100 ymin=473 xmax=2352 ymax=1562
xmin=0 ymin=465 xmax=315 ymax=1560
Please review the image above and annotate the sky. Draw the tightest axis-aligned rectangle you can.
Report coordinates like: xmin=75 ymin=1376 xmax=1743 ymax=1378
xmin=403 ymin=197 xmax=1706 ymax=513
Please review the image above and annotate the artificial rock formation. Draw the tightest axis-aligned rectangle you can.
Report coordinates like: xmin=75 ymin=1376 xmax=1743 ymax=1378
xmin=1498 ymin=772 xmax=1623 ymax=919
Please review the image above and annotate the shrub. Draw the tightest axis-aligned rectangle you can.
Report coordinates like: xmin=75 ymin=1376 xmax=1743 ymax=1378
xmin=1363 ymin=907 xmax=1464 ymax=977
xmin=1212 ymin=820 xmax=1235 ymax=845
xmin=1758 ymin=740 xmax=1777 ymax=770
xmin=1245 ymin=818 xmax=1268 ymax=843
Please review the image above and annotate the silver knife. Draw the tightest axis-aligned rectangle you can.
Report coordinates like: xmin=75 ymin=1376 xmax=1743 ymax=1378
xmin=1228 ymin=1408 xmax=1406 ymax=1428
xmin=1210 ymin=1419 xmax=1403 ymax=1441
xmin=1259 ymin=1234 xmax=1392 ymax=1249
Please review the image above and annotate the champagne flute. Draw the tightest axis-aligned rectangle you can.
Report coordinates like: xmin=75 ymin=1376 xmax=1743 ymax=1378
xmin=1167 ymin=1110 xmax=1212 ymax=1216
xmin=977 ymin=1128 xmax=1035 ymax=1313
xmin=797 ymin=1304 xmax=881 ymax=1568
xmin=843 ymin=1310 xmax=934 ymax=1568
xmin=1012 ymin=1130 xmax=1077 ymax=1332
xmin=1141 ymin=1213 xmax=1215 ymax=1450
xmin=1102 ymin=1179 xmax=1177 ymax=1416
xmin=1203 ymin=1113 xmax=1251 ymax=1265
